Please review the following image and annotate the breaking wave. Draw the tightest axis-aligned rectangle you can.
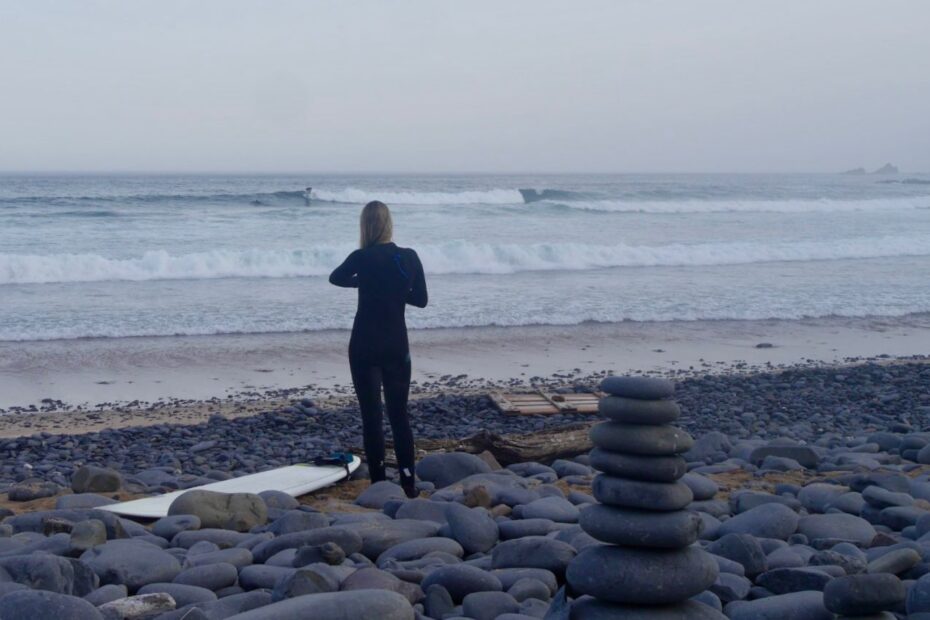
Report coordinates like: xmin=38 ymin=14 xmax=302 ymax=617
xmin=4 ymin=235 xmax=930 ymax=285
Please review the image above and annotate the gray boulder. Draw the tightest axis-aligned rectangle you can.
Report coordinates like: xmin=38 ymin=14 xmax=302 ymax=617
xmin=417 ymin=453 xmax=492 ymax=489
xmin=566 ymin=545 xmax=718 ymax=605
xmin=80 ymin=540 xmax=181 ymax=592
xmin=168 ymin=490 xmax=267 ymax=532
xmin=71 ymin=466 xmax=122 ymax=494
xmin=0 ymin=590 xmax=104 ymax=620
xmin=222 ymin=589 xmax=414 ymax=620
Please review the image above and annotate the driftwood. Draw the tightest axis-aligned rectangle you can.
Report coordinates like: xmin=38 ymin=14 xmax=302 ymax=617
xmin=389 ymin=422 xmax=595 ymax=466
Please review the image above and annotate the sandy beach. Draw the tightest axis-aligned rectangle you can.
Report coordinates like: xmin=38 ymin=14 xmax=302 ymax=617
xmin=2 ymin=314 xmax=928 ymax=438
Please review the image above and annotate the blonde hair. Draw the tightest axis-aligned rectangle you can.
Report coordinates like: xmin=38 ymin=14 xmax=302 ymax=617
xmin=359 ymin=201 xmax=393 ymax=248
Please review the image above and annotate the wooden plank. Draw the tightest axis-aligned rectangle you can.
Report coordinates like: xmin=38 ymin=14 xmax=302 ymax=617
xmin=537 ymin=390 xmax=577 ymax=413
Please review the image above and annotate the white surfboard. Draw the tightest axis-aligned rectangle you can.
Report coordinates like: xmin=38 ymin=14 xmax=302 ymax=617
xmin=98 ymin=456 xmax=361 ymax=519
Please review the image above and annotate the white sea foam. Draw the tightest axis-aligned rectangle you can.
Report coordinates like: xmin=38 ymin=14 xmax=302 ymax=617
xmin=311 ymin=187 xmax=524 ymax=205
xmin=4 ymin=235 xmax=930 ymax=285
xmin=551 ymin=196 xmax=930 ymax=213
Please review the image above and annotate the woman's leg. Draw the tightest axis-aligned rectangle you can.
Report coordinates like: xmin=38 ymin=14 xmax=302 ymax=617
xmin=382 ymin=354 xmax=415 ymax=494
xmin=349 ymin=357 xmax=386 ymax=482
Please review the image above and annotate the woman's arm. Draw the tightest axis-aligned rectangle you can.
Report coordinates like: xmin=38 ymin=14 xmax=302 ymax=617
xmin=407 ymin=250 xmax=428 ymax=308
xmin=329 ymin=250 xmax=360 ymax=288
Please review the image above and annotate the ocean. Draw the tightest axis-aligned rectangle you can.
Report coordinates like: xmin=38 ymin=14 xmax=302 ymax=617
xmin=2 ymin=173 xmax=929 ymax=343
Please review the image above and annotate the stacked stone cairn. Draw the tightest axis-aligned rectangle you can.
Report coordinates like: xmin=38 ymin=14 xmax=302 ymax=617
xmin=566 ymin=376 xmax=726 ymax=618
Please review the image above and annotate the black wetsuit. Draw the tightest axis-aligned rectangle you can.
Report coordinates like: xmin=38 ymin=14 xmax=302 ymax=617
xmin=329 ymin=242 xmax=428 ymax=484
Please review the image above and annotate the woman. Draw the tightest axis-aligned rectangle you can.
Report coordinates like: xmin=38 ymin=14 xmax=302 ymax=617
xmin=329 ymin=201 xmax=428 ymax=498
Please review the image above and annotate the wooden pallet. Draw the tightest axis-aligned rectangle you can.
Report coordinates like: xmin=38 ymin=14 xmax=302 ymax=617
xmin=490 ymin=390 xmax=604 ymax=415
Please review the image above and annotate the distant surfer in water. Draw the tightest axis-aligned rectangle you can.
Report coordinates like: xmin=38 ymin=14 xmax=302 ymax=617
xmin=329 ymin=201 xmax=428 ymax=498
xmin=304 ymin=187 xmax=313 ymax=205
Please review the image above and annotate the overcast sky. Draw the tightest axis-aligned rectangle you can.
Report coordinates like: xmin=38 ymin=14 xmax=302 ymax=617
xmin=1 ymin=1 xmax=928 ymax=173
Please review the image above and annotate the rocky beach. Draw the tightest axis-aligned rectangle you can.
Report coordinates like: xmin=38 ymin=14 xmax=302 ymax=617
xmin=1 ymin=358 xmax=930 ymax=618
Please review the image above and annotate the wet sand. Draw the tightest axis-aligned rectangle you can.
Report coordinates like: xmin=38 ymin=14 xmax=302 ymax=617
xmin=1 ymin=314 xmax=928 ymax=437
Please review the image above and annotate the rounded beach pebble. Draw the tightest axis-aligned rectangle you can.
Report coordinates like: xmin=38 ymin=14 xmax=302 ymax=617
xmin=599 ymin=376 xmax=675 ymax=400
xmin=590 ymin=423 xmax=694 ymax=455
xmin=566 ymin=545 xmax=718 ymax=605
xmin=598 ymin=396 xmax=681 ymax=425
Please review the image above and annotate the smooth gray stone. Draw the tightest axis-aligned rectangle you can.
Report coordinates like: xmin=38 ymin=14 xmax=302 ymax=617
xmin=588 ymin=449 xmax=687 ymax=482
xmin=733 ymin=491 xmax=801 ymax=513
xmin=267 ymin=510 xmax=329 ymax=535
xmin=551 ymin=460 xmax=593 ymax=478
xmin=98 ymin=593 xmax=177 ymax=619
xmin=866 ymin=547 xmax=920 ymax=574
xmin=0 ymin=590 xmax=104 ymax=620
xmin=570 ymin=597 xmax=727 ymax=619
xmin=756 ymin=567 xmax=832 ymax=594
xmin=377 ymin=537 xmax=464 ymax=567
xmin=714 ymin=503 xmax=799 ymax=540
xmin=424 ymin=584 xmax=454 ymax=619
xmin=0 ymin=553 xmax=81 ymax=595
xmin=71 ymin=466 xmax=122 ymax=494
xmin=81 ymin=540 xmax=181 ymax=594
xmin=767 ymin=547 xmax=807 ymax=570
xmin=498 ymin=519 xmax=556 ymax=540
xmin=566 ymin=545 xmax=718 ymax=605
xmin=223 ymin=589 xmax=414 ymax=620
xmin=579 ymin=504 xmax=702 ymax=548
xmin=238 ymin=565 xmax=294 ymax=591
xmin=152 ymin=515 xmax=201 ymax=541
xmin=907 ymin=572 xmax=930 ymax=613
xmin=445 ymin=504 xmax=499 ymax=554
xmin=809 ymin=549 xmax=866 ymax=574
xmin=490 ymin=568 xmax=558 ymax=594
xmin=158 ymin=590 xmax=271 ymax=620
xmin=251 ymin=527 xmax=363 ymax=563
xmin=599 ymin=376 xmax=675 ymax=400
xmin=420 ymin=564 xmax=502 ymax=603
xmin=798 ymin=483 xmax=850 ymax=513
xmin=416 ymin=453 xmax=493 ymax=489
xmin=173 ymin=562 xmax=239 ymax=591
xmin=271 ymin=567 xmax=338 ymax=601
xmin=258 ymin=490 xmax=299 ymax=511
xmin=394 ymin=499 xmax=450 ymax=524
xmin=760 ymin=455 xmax=804 ymax=471
xmin=683 ymin=432 xmax=733 ymax=464
xmin=863 ymin=485 xmax=913 ymax=509
xmin=681 ymin=473 xmax=718 ymax=501
xmin=520 ymin=497 xmax=579 ymax=523
xmin=293 ymin=542 xmax=346 ymax=567
xmin=710 ymin=571 xmax=752 ymax=603
xmin=138 ymin=582 xmax=217 ymax=606
xmin=880 ymin=505 xmax=927 ymax=530
xmin=462 ymin=591 xmax=519 ymax=620
xmin=507 ymin=577 xmax=550 ymax=602
xmin=725 ymin=591 xmax=832 ymax=620
xmin=707 ymin=534 xmax=767 ymax=577
xmin=171 ymin=529 xmax=252 ymax=549
xmin=591 ymin=475 xmax=692 ymax=511
xmin=185 ymin=547 xmax=254 ymax=569
xmin=342 ymin=568 xmax=423 ymax=604
xmin=54 ymin=494 xmax=117 ymax=510
xmin=339 ymin=519 xmax=442 ymax=560
xmin=168 ymin=490 xmax=267 ymax=533
xmin=798 ymin=514 xmax=877 ymax=546
xmin=355 ymin=481 xmax=407 ymax=509
xmin=827 ymin=492 xmax=867 ymax=515
xmin=491 ymin=536 xmax=577 ymax=577
xmin=823 ymin=573 xmax=906 ymax=615
xmin=598 ymin=396 xmax=680 ymax=425
xmin=748 ymin=447 xmax=819 ymax=469
xmin=83 ymin=584 xmax=128 ymax=606
xmin=70 ymin=519 xmax=107 ymax=552
xmin=590 ymin=423 xmax=693 ymax=456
